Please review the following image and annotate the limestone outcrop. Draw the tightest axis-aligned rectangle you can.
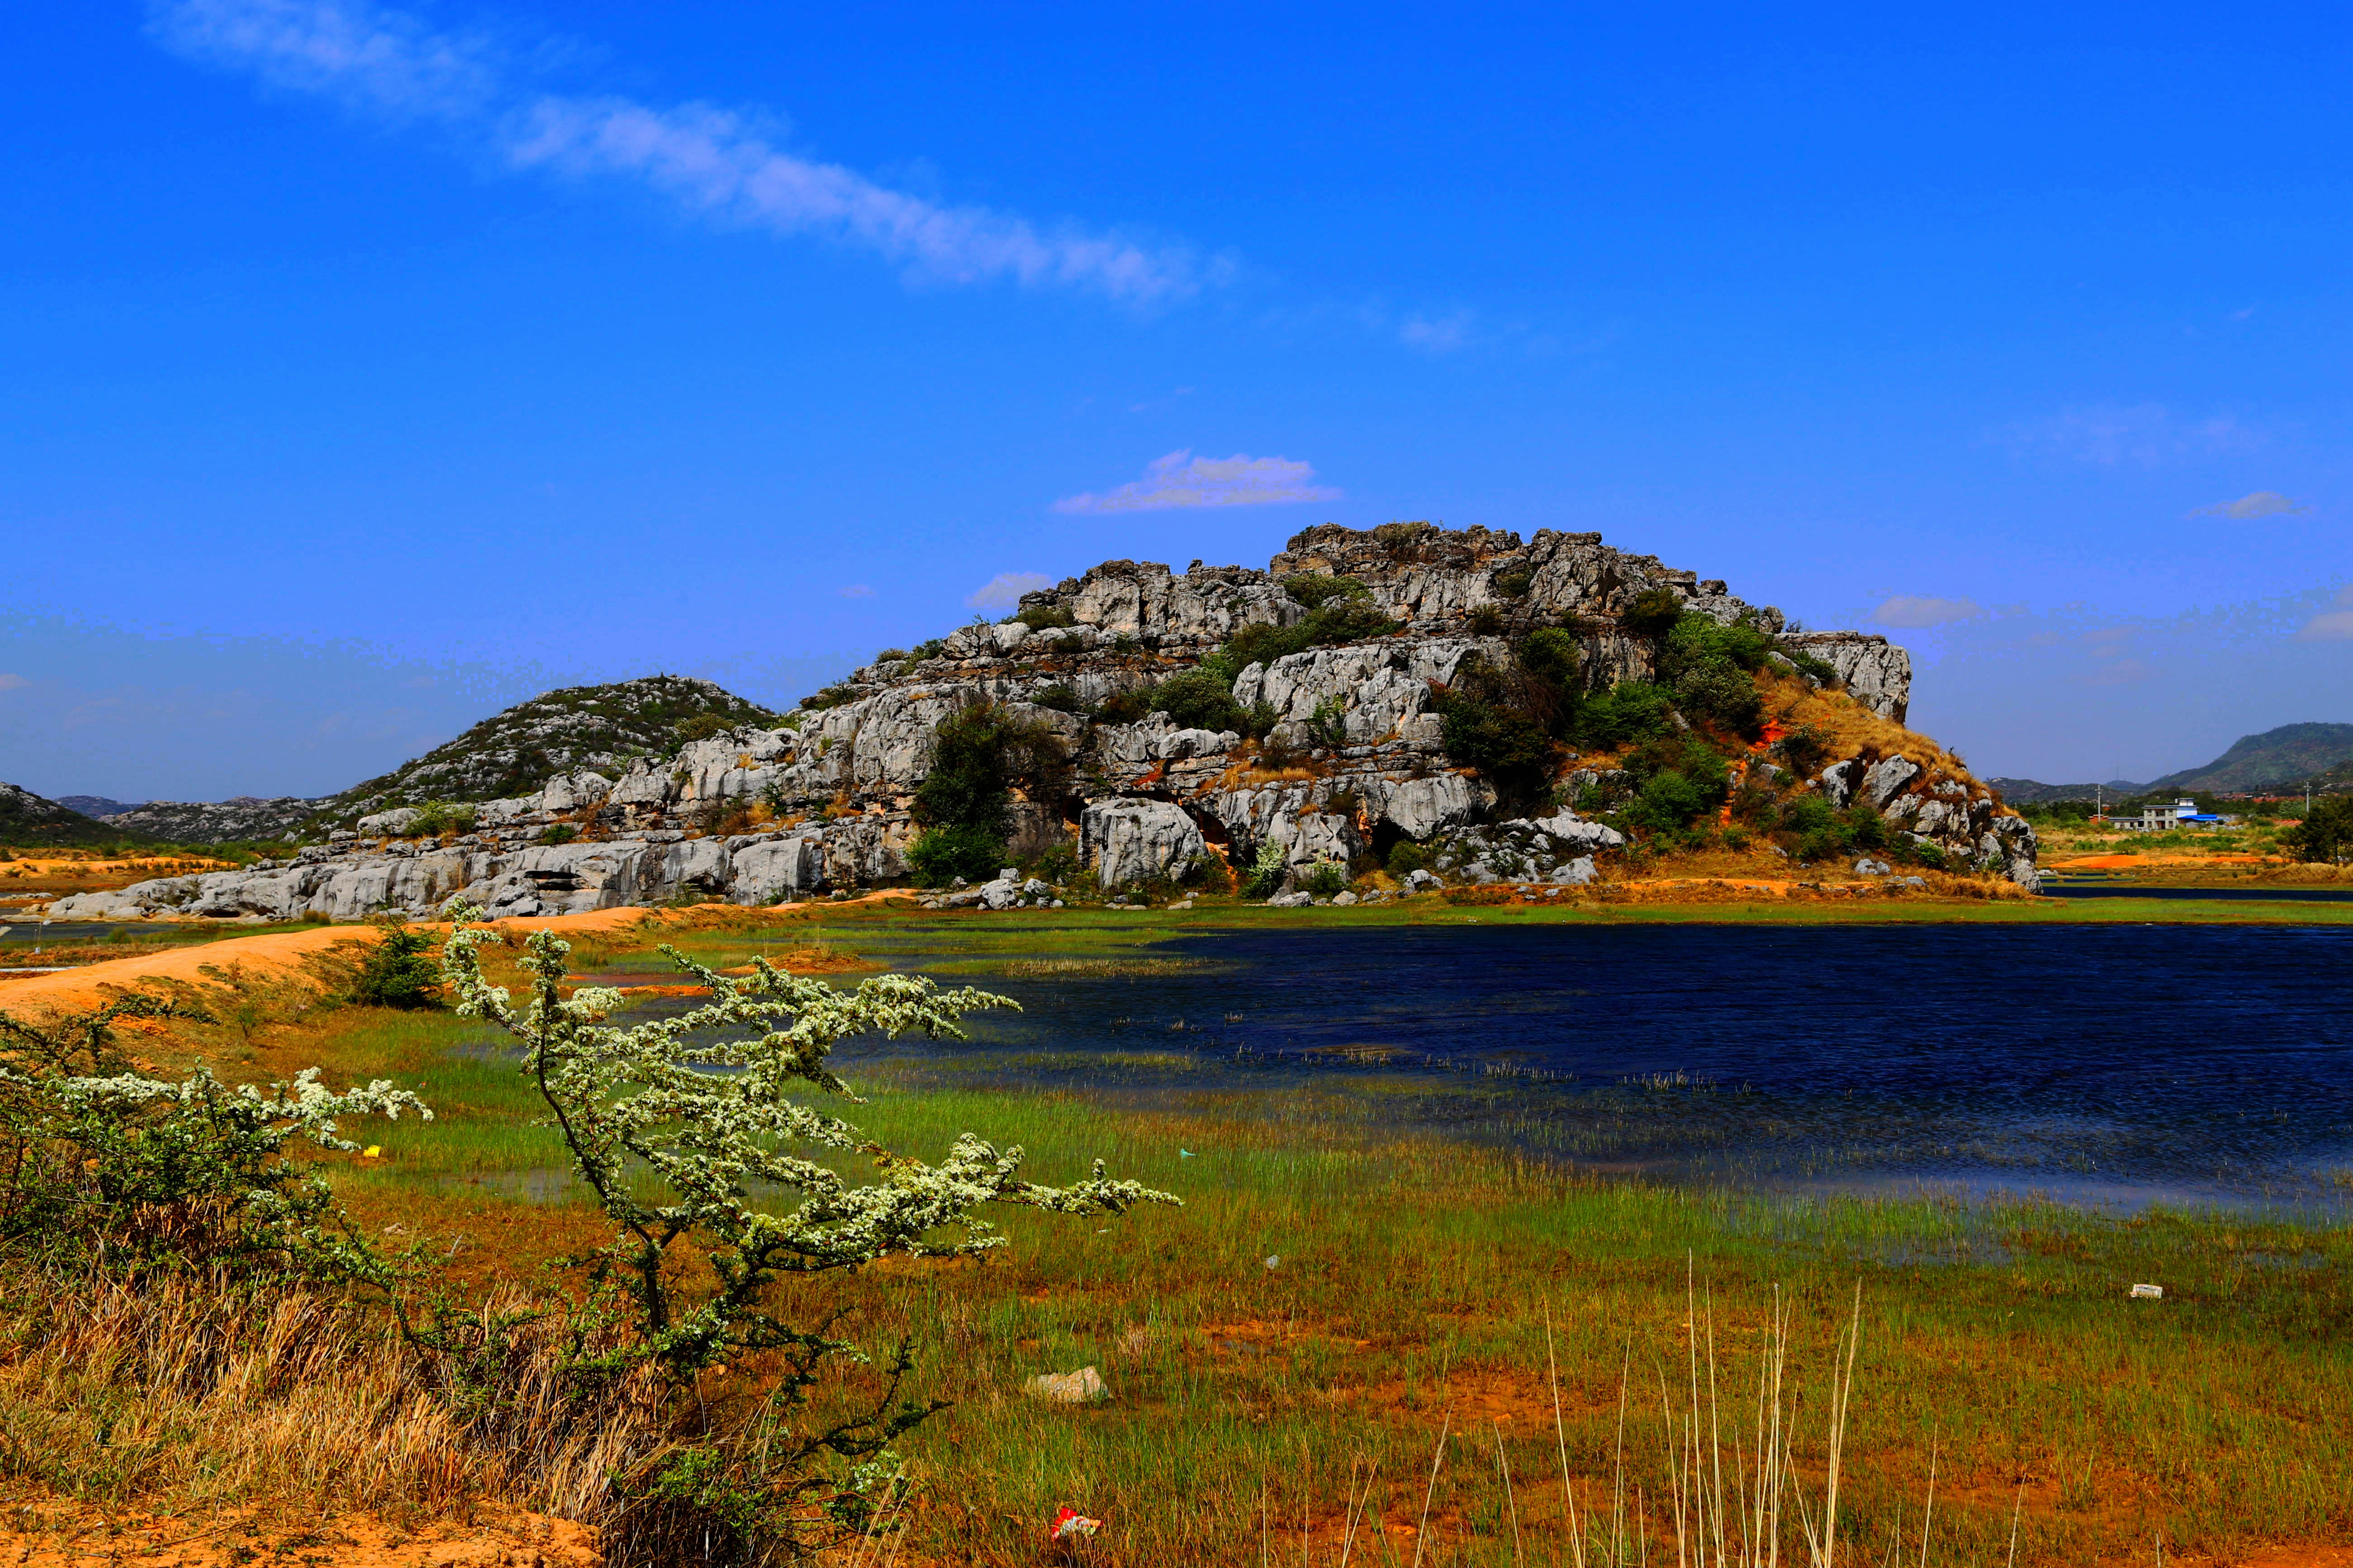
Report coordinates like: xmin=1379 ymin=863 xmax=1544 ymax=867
xmin=46 ymin=523 xmax=2039 ymax=920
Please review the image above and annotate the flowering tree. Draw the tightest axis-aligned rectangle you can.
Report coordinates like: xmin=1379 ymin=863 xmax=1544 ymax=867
xmin=0 ymin=995 xmax=430 ymax=1272
xmin=436 ymin=907 xmax=1178 ymax=1538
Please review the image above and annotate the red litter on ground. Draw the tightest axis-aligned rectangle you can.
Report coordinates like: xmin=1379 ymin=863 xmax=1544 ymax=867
xmin=1049 ymin=1506 xmax=1103 ymax=1543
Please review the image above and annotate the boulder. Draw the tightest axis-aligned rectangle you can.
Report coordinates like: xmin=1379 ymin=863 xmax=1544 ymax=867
xmin=1080 ymin=798 xmax=1206 ymax=890
xmin=1815 ymin=760 xmax=1864 ymax=809
xmin=727 ymin=835 xmax=826 ymax=903
xmin=1376 ymin=773 xmax=1483 ymax=840
xmin=1859 ymin=755 xmax=1921 ymax=811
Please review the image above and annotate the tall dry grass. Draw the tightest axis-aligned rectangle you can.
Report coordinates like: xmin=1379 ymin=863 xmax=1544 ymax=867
xmin=0 ymin=1264 xmax=663 ymax=1528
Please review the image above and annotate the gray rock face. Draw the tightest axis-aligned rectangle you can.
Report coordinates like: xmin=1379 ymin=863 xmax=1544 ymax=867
xmin=99 ymin=796 xmax=328 ymax=842
xmin=1080 ymin=798 xmax=1206 ymax=889
xmin=43 ymin=526 xmax=2035 ymax=917
xmin=1783 ymin=633 xmax=1912 ymax=723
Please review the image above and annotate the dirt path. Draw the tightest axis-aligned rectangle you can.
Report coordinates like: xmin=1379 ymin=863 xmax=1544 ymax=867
xmin=0 ymin=905 xmax=660 ymax=1017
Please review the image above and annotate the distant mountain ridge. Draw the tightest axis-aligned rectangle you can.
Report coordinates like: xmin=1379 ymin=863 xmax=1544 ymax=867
xmin=0 ymin=783 xmax=116 ymax=847
xmin=1996 ymin=721 xmax=2353 ymax=803
xmin=57 ymin=795 xmax=143 ymax=818
xmin=104 ymin=797 xmax=328 ymax=843
xmin=309 ymin=674 xmax=779 ymax=830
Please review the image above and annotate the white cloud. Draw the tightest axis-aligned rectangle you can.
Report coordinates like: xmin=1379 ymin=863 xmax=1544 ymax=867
xmin=2001 ymin=403 xmax=2262 ymax=468
xmin=1871 ymin=595 xmax=1984 ymax=629
xmin=0 ymin=673 xmax=26 ymax=691
xmin=835 ymin=584 xmax=874 ymax=598
xmin=967 ymin=572 xmax=1052 ymax=610
xmin=152 ymin=0 xmax=1199 ymax=302
xmin=1053 ymin=450 xmax=1340 ymax=514
xmin=1399 ymin=312 xmax=1473 ymax=353
xmin=2191 ymin=490 xmax=2311 ymax=521
xmin=2297 ymin=587 xmax=2353 ymax=641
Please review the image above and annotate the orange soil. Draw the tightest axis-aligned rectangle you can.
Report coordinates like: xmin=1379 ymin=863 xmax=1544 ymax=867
xmin=0 ymin=1505 xmax=595 ymax=1568
xmin=2048 ymin=853 xmax=2279 ymax=870
xmin=0 ymin=906 xmax=659 ymax=1017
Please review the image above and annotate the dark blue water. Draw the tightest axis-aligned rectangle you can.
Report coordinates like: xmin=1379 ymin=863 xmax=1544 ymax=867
xmin=2040 ymin=883 xmax=2353 ymax=903
xmin=863 ymin=923 xmax=2353 ymax=1215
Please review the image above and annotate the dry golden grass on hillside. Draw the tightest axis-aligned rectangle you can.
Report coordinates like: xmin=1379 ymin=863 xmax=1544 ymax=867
xmin=1765 ymin=671 xmax=1977 ymax=786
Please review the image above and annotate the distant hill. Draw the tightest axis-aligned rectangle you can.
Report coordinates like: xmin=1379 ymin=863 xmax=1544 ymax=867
xmin=1992 ymin=721 xmax=2353 ymax=804
xmin=309 ymin=674 xmax=778 ymax=830
xmin=1986 ymin=777 xmax=2147 ymax=805
xmin=0 ymin=783 xmax=123 ymax=847
xmin=57 ymin=795 xmax=143 ymax=818
xmin=104 ymin=797 xmax=329 ymax=843
xmin=2143 ymin=723 xmax=2353 ymax=793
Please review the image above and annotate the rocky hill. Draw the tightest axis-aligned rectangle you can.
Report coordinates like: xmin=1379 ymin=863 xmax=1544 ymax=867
xmin=100 ymin=797 xmax=328 ymax=843
xmin=0 ymin=784 xmax=120 ymax=847
xmin=307 ymin=676 xmax=779 ymax=831
xmin=56 ymin=796 xmax=141 ymax=818
xmin=52 ymin=523 xmax=2038 ymax=923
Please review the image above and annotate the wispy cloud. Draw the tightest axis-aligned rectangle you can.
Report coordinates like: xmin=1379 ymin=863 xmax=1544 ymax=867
xmin=2000 ymin=403 xmax=2263 ymax=467
xmin=151 ymin=0 xmax=1202 ymax=302
xmin=2297 ymin=586 xmax=2353 ymax=641
xmin=835 ymin=584 xmax=874 ymax=599
xmin=967 ymin=572 xmax=1052 ymax=611
xmin=1871 ymin=594 xmax=1984 ymax=629
xmin=0 ymin=673 xmax=27 ymax=692
xmin=2191 ymin=490 xmax=2312 ymax=520
xmin=1399 ymin=312 xmax=1475 ymax=354
xmin=1053 ymin=450 xmax=1340 ymax=514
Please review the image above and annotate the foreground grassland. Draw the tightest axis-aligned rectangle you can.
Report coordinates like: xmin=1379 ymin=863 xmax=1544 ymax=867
xmin=5 ymin=899 xmax=2353 ymax=1554
xmin=5 ymin=900 xmax=2351 ymax=1566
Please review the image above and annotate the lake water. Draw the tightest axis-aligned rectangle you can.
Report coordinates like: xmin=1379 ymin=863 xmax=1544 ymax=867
xmin=848 ymin=922 xmax=2353 ymax=1217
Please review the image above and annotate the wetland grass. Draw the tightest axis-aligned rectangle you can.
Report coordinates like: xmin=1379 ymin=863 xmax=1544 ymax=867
xmin=14 ymin=909 xmax=2348 ymax=1564
xmin=286 ymin=1006 xmax=2353 ymax=1564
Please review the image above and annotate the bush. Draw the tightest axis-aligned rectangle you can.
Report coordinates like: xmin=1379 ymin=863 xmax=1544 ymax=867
xmin=2284 ymin=796 xmax=2353 ymax=862
xmin=407 ymin=801 xmax=477 ymax=839
xmin=1575 ymin=682 xmax=1677 ymax=750
xmin=1030 ymin=682 xmax=1084 ymax=713
xmin=1658 ymin=613 xmax=1772 ymax=738
xmin=911 ymin=703 xmax=1070 ymax=846
xmin=541 ymin=822 xmax=579 ymax=845
xmin=1305 ymin=696 xmax=1349 ymax=750
xmin=1282 ymin=574 xmax=1369 ymax=609
xmin=1620 ymin=587 xmax=1685 ymax=640
xmin=1152 ymin=668 xmax=1250 ymax=734
xmin=1216 ymin=592 xmax=1401 ymax=675
xmin=1775 ymin=724 xmax=1833 ymax=780
xmin=1243 ymin=841 xmax=1286 ymax=899
xmin=1300 ymin=859 xmax=1349 ymax=897
xmin=1672 ymin=660 xmax=1765 ymax=737
xmin=1386 ymin=839 xmax=1430 ymax=875
xmin=674 ymin=713 xmax=732 ymax=746
xmin=0 ymin=995 xmax=426 ymax=1273
xmin=1467 ymin=605 xmax=1507 ymax=636
xmin=909 ymin=824 xmax=1007 ymax=886
xmin=1492 ymin=568 xmax=1533 ymax=599
xmin=351 ymin=920 xmax=445 ymax=1009
xmin=1435 ymin=682 xmax=1555 ymax=780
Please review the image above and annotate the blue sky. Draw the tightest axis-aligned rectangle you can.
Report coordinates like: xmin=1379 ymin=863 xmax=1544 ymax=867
xmin=5 ymin=1 xmax=2350 ymax=800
